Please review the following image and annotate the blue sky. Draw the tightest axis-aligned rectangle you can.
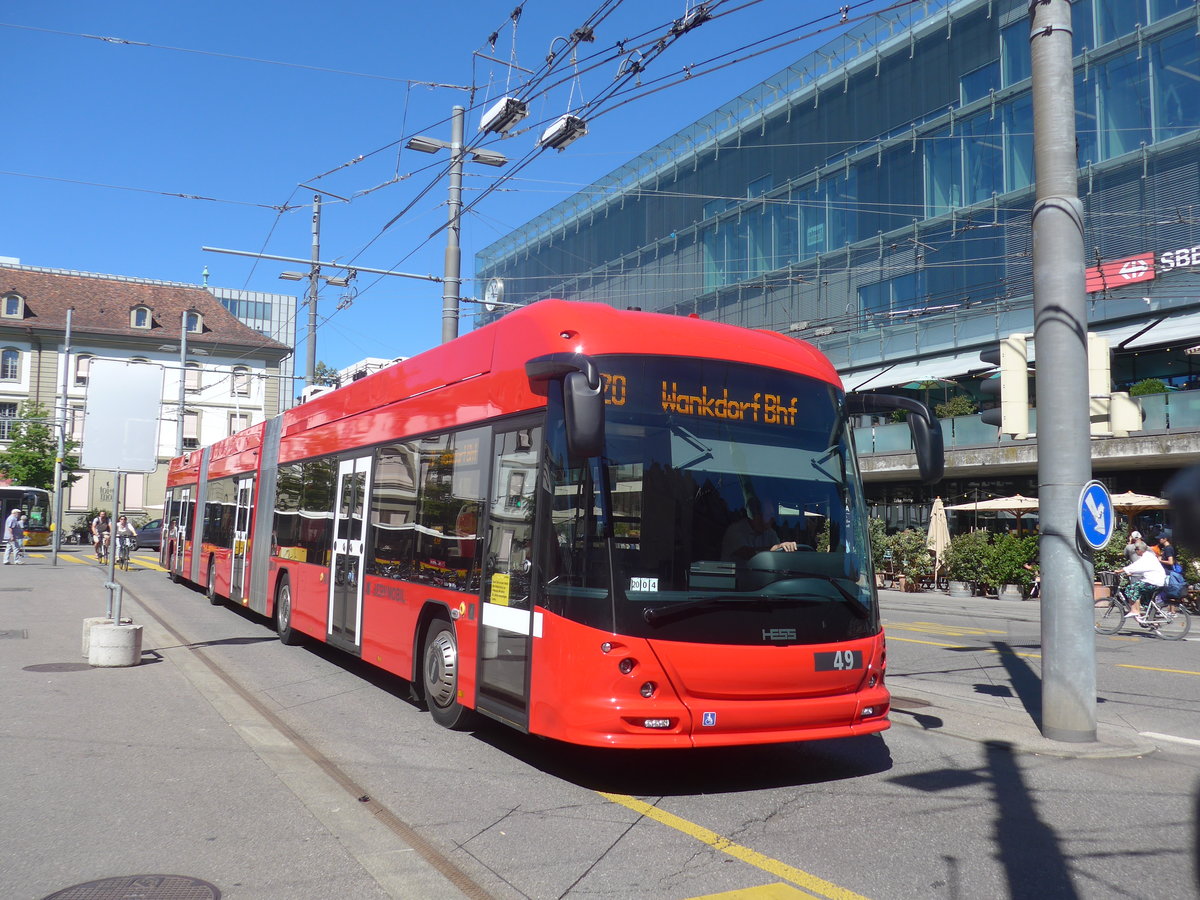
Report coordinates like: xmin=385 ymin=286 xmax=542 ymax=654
xmin=3 ymin=1 xmax=876 ymax=373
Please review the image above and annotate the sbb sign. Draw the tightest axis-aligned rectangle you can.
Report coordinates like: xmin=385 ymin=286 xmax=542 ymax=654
xmin=1085 ymin=244 xmax=1200 ymax=294
xmin=1085 ymin=252 xmax=1156 ymax=293
xmin=1159 ymin=243 xmax=1200 ymax=272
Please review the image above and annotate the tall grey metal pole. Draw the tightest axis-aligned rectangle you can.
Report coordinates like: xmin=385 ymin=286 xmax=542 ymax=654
xmin=51 ymin=308 xmax=73 ymax=566
xmin=441 ymin=105 xmax=465 ymax=344
xmin=306 ymin=194 xmax=321 ymax=384
xmin=1030 ymin=0 xmax=1095 ymax=742
xmin=176 ymin=312 xmax=188 ymax=457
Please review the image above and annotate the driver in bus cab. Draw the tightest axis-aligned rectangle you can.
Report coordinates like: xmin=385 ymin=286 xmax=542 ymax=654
xmin=722 ymin=496 xmax=799 ymax=562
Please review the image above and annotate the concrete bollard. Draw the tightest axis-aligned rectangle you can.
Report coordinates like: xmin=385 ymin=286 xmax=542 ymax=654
xmin=82 ymin=617 xmax=132 ymax=658
xmin=88 ymin=623 xmax=143 ymax=668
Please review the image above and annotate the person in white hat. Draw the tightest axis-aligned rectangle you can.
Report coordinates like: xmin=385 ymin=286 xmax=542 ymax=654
xmin=1123 ymin=530 xmax=1146 ymax=565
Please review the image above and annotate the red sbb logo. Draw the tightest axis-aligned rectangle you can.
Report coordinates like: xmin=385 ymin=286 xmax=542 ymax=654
xmin=1118 ymin=258 xmax=1150 ymax=280
xmin=1085 ymin=252 xmax=1156 ymax=294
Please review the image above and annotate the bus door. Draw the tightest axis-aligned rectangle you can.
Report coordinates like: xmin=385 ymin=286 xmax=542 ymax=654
xmin=230 ymin=476 xmax=254 ymax=603
xmin=328 ymin=455 xmax=372 ymax=653
xmin=171 ymin=488 xmax=191 ymax=578
xmin=476 ymin=423 xmax=542 ymax=730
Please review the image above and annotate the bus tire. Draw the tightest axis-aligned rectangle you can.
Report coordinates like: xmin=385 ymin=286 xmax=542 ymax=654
xmin=275 ymin=575 xmax=302 ymax=646
xmin=422 ymin=618 xmax=472 ymax=730
xmin=206 ymin=559 xmax=221 ymax=606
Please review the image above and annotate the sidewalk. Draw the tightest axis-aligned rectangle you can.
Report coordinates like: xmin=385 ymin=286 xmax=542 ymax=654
xmin=877 ymin=586 xmax=1157 ymax=759
xmin=0 ymin=552 xmax=465 ymax=900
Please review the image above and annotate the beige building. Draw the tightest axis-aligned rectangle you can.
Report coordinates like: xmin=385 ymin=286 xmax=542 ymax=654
xmin=0 ymin=263 xmax=292 ymax=525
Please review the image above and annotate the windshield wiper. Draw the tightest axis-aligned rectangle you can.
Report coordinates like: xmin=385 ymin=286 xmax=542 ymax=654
xmin=642 ymin=594 xmax=764 ymax=626
xmin=740 ymin=566 xmax=870 ymax=618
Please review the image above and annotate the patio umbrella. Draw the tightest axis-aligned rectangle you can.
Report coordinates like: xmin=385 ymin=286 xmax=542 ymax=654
xmin=926 ymin=497 xmax=951 ymax=581
xmin=945 ymin=494 xmax=1040 ymax=534
xmin=1108 ymin=491 xmax=1170 ymax=516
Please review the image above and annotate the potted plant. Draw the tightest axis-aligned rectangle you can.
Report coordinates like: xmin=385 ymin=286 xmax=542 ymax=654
xmin=944 ymin=529 xmax=991 ymax=596
xmin=982 ymin=532 xmax=1038 ymax=599
xmin=886 ymin=529 xmax=934 ymax=591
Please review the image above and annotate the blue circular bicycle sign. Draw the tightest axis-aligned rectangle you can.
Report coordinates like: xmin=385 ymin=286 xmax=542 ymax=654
xmin=1078 ymin=480 xmax=1115 ymax=550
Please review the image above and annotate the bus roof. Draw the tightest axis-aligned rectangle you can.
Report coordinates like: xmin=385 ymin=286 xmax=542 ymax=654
xmin=168 ymin=300 xmax=841 ymax=477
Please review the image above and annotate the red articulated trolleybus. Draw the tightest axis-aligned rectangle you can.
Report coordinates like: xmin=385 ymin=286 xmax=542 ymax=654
xmin=164 ymin=300 xmax=942 ymax=748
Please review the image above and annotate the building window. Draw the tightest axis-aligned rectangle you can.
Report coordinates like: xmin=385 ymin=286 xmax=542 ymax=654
xmin=231 ymin=366 xmax=250 ymax=397
xmin=185 ymin=362 xmax=202 ymax=392
xmin=74 ymin=354 xmax=93 ymax=386
xmin=1098 ymin=48 xmax=1152 ymax=161
xmin=183 ymin=411 xmax=200 ymax=450
xmin=0 ymin=348 xmax=19 ymax=381
xmin=130 ymin=306 xmax=152 ymax=329
xmin=70 ymin=406 xmax=84 ymax=441
xmin=185 ymin=311 xmax=202 ymax=333
xmin=1152 ymin=28 xmax=1200 ymax=146
xmin=0 ymin=402 xmax=16 ymax=440
xmin=229 ymin=413 xmax=250 ymax=435
xmin=2 ymin=294 xmax=24 ymax=319
xmin=1000 ymin=20 xmax=1031 ymax=87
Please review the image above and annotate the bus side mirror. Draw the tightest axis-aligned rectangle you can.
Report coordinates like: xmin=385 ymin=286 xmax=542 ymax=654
xmin=564 ymin=370 xmax=604 ymax=459
xmin=845 ymin=393 xmax=945 ymax=485
xmin=526 ymin=352 xmax=605 ymax=460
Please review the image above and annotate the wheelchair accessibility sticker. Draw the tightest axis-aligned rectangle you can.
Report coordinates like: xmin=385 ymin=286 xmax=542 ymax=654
xmin=702 ymin=712 xmax=717 ymax=727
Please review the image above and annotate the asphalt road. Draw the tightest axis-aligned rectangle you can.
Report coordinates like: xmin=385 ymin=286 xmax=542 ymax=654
xmin=12 ymin=552 xmax=1200 ymax=899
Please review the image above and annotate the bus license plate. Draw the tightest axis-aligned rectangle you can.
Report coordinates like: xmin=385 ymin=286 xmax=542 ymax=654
xmin=814 ymin=650 xmax=863 ymax=671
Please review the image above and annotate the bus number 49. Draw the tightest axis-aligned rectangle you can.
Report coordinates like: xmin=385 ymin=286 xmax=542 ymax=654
xmin=814 ymin=650 xmax=862 ymax=671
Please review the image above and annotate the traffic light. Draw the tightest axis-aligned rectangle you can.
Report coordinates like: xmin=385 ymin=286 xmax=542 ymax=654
xmin=1088 ymin=333 xmax=1144 ymax=437
xmin=979 ymin=333 xmax=1030 ymax=439
xmin=1088 ymin=333 xmax=1111 ymax=437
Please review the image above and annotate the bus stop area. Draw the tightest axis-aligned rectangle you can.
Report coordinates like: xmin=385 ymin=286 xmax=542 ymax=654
xmin=1 ymin=555 xmax=1154 ymax=899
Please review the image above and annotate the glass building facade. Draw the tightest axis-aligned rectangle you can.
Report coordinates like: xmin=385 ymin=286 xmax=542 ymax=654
xmin=476 ymin=0 xmax=1199 ymax=377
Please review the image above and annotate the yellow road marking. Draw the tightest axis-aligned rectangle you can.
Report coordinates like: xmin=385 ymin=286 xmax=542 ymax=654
xmin=691 ymin=884 xmax=817 ymax=899
xmin=888 ymin=622 xmax=1006 ymax=636
xmin=599 ymin=792 xmax=869 ymax=900
xmin=887 ymin=636 xmax=969 ymax=649
xmin=1117 ymin=664 xmax=1200 ymax=677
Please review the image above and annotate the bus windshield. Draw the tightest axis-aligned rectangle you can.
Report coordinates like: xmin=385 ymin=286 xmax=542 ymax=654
xmin=541 ymin=356 xmax=877 ymax=645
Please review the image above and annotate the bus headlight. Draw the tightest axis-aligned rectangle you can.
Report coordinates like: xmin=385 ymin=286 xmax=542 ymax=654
xmin=640 ymin=681 xmax=657 ymax=698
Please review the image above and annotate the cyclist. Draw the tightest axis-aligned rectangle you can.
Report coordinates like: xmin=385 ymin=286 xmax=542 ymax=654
xmin=1121 ymin=542 xmax=1165 ymax=618
xmin=114 ymin=516 xmax=138 ymax=563
xmin=91 ymin=511 xmax=111 ymax=562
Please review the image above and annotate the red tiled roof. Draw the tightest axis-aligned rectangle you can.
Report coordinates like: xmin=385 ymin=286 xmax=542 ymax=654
xmin=0 ymin=266 xmax=290 ymax=356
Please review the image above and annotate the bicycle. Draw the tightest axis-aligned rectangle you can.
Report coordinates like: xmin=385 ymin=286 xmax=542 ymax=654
xmin=1094 ymin=572 xmax=1191 ymax=640
xmin=115 ymin=534 xmax=135 ymax=571
xmin=94 ymin=533 xmax=110 ymax=565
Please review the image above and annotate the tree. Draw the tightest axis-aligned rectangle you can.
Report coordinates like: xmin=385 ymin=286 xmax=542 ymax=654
xmin=312 ymin=361 xmax=341 ymax=388
xmin=0 ymin=401 xmax=82 ymax=491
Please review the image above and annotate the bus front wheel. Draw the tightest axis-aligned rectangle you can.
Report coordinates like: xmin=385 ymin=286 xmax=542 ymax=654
xmin=422 ymin=619 xmax=472 ymax=730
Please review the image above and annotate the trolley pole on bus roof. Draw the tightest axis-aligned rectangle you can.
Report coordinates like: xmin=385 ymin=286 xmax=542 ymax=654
xmin=51 ymin=307 xmax=73 ymax=567
xmin=1030 ymin=0 xmax=1096 ymax=742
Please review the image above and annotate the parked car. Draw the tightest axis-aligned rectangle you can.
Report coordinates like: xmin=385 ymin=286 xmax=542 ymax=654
xmin=136 ymin=518 xmax=163 ymax=551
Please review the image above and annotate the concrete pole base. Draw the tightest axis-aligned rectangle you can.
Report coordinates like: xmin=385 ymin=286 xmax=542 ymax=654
xmin=82 ymin=617 xmax=132 ymax=658
xmin=88 ymin=623 xmax=143 ymax=668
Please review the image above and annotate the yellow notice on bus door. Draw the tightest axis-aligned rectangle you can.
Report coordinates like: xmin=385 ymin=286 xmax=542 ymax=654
xmin=490 ymin=572 xmax=511 ymax=607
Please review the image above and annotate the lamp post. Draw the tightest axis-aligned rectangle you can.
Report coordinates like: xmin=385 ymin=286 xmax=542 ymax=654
xmin=406 ymin=105 xmax=507 ymax=343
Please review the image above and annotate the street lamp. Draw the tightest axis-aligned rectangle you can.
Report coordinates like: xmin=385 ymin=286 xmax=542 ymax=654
xmin=406 ymin=105 xmax=508 ymax=343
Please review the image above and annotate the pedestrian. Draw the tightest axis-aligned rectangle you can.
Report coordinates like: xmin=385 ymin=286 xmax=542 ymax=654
xmin=15 ymin=514 xmax=28 ymax=563
xmin=3 ymin=508 xmax=22 ymax=565
xmin=1157 ymin=530 xmax=1184 ymax=612
xmin=1123 ymin=530 xmax=1145 ymax=564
